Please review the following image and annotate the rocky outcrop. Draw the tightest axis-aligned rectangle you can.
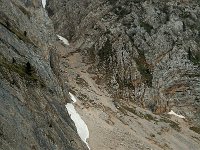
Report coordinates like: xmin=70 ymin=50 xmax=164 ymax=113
xmin=0 ymin=0 xmax=88 ymax=149
xmin=47 ymin=0 xmax=200 ymax=124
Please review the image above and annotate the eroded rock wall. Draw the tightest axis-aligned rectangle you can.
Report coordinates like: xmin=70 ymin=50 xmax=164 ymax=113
xmin=0 ymin=0 xmax=88 ymax=149
xmin=47 ymin=0 xmax=200 ymax=124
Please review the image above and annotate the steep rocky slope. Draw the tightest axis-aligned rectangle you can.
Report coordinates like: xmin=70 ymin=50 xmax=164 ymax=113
xmin=47 ymin=0 xmax=200 ymax=125
xmin=0 ymin=0 xmax=88 ymax=149
xmin=59 ymin=47 xmax=200 ymax=150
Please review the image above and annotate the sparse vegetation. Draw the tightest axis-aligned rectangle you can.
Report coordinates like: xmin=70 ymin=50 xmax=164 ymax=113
xmin=189 ymin=126 xmax=200 ymax=134
xmin=108 ymin=0 xmax=117 ymax=5
xmin=122 ymin=105 xmax=136 ymax=114
xmin=98 ymin=39 xmax=113 ymax=64
xmin=134 ymin=50 xmax=153 ymax=87
xmin=180 ymin=11 xmax=190 ymax=19
xmin=76 ymin=74 xmax=89 ymax=87
xmin=121 ymin=104 xmax=156 ymax=121
xmin=160 ymin=118 xmax=181 ymax=132
xmin=140 ymin=21 xmax=153 ymax=34
xmin=118 ymin=106 xmax=128 ymax=115
xmin=188 ymin=49 xmax=200 ymax=66
xmin=0 ymin=54 xmax=45 ymax=86
xmin=150 ymin=133 xmax=155 ymax=138
xmin=144 ymin=114 xmax=155 ymax=121
xmin=113 ymin=5 xmax=130 ymax=18
xmin=182 ymin=73 xmax=200 ymax=78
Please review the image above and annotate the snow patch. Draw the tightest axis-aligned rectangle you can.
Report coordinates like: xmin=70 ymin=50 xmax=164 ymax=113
xmin=42 ymin=0 xmax=46 ymax=8
xmin=69 ymin=92 xmax=77 ymax=103
xmin=65 ymin=104 xmax=90 ymax=144
xmin=168 ymin=110 xmax=185 ymax=119
xmin=66 ymin=92 xmax=90 ymax=149
xmin=57 ymin=35 xmax=69 ymax=46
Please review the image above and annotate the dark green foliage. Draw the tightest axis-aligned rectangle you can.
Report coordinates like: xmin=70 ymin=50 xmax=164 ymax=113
xmin=85 ymin=45 xmax=96 ymax=64
xmin=140 ymin=21 xmax=153 ymax=34
xmin=121 ymin=105 xmax=136 ymax=115
xmin=144 ymin=114 xmax=155 ymax=121
xmin=76 ymin=74 xmax=89 ymax=87
xmin=24 ymin=31 xmax=27 ymax=36
xmin=25 ymin=62 xmax=32 ymax=75
xmin=46 ymin=7 xmax=54 ymax=17
xmin=107 ymin=0 xmax=117 ymax=5
xmin=180 ymin=11 xmax=190 ymax=19
xmin=113 ymin=6 xmax=130 ymax=18
xmin=182 ymin=73 xmax=200 ymax=78
xmin=98 ymin=39 xmax=113 ymax=64
xmin=188 ymin=49 xmax=192 ymax=60
xmin=161 ymin=5 xmax=170 ymax=22
xmin=190 ymin=126 xmax=200 ymax=134
xmin=169 ymin=121 xmax=181 ymax=132
xmin=121 ymin=105 xmax=155 ymax=121
xmin=134 ymin=51 xmax=153 ymax=87
xmin=123 ymin=81 xmax=135 ymax=88
xmin=188 ymin=49 xmax=200 ymax=66
xmin=150 ymin=133 xmax=155 ymax=137
xmin=0 ymin=54 xmax=44 ymax=86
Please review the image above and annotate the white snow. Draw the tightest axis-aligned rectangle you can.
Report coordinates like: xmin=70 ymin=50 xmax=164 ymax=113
xmin=57 ymin=35 xmax=69 ymax=46
xmin=65 ymin=92 xmax=90 ymax=149
xmin=69 ymin=92 xmax=77 ymax=103
xmin=168 ymin=110 xmax=185 ymax=119
xmin=42 ymin=0 xmax=46 ymax=8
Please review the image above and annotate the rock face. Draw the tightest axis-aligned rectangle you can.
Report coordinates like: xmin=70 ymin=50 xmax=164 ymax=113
xmin=47 ymin=0 xmax=200 ymax=124
xmin=0 ymin=0 xmax=88 ymax=149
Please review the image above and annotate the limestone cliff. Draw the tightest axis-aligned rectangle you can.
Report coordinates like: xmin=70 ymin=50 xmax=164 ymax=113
xmin=47 ymin=0 xmax=200 ymax=125
xmin=0 ymin=0 xmax=88 ymax=149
